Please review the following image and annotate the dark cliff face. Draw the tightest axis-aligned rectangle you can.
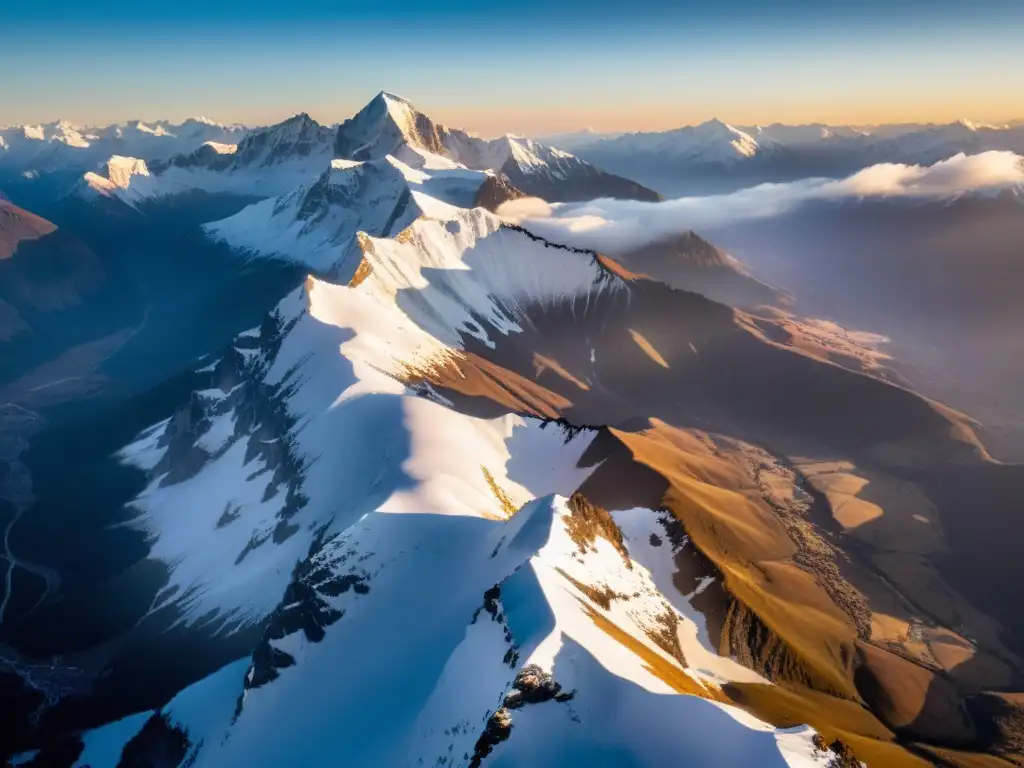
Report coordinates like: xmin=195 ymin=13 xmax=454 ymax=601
xmin=473 ymin=174 xmax=526 ymax=213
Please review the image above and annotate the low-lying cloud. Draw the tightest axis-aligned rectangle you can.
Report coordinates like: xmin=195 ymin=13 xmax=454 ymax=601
xmin=498 ymin=151 xmax=1024 ymax=254
xmin=835 ymin=151 xmax=1024 ymax=196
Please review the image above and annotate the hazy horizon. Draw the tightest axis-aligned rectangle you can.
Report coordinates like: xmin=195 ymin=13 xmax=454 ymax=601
xmin=3 ymin=0 xmax=1023 ymax=134
xmin=5 ymin=97 xmax=1024 ymax=139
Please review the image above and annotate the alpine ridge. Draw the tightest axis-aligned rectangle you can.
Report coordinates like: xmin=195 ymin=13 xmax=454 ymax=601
xmin=76 ymin=92 xmax=661 ymax=210
xmin=3 ymin=90 xmax=1023 ymax=768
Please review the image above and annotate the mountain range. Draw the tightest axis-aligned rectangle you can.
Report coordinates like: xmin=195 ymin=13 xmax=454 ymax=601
xmin=2 ymin=93 xmax=660 ymax=213
xmin=0 ymin=118 xmax=247 ymax=174
xmin=546 ymin=118 xmax=1024 ymax=195
xmin=1 ymin=92 xmax=1023 ymax=768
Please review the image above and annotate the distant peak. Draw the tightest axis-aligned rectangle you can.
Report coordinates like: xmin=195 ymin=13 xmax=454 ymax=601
xmin=283 ymin=112 xmax=316 ymax=125
xmin=695 ymin=118 xmax=744 ymax=135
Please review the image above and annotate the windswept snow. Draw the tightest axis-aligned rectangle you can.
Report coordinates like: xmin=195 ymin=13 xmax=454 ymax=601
xmin=353 ymin=208 xmax=622 ymax=349
xmin=487 ymin=504 xmax=828 ymax=767
xmin=203 ymin=155 xmax=487 ymax=273
xmin=93 ymin=489 xmax=830 ymax=767
xmin=118 ymin=234 xmax=607 ymax=625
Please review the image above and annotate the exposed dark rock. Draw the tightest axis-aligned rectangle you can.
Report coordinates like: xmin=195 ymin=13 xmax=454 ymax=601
xmin=564 ymin=492 xmax=631 ymax=567
xmin=114 ymin=712 xmax=190 ymax=768
xmin=812 ymin=733 xmax=860 ymax=767
xmin=153 ymin=393 xmax=211 ymax=486
xmin=503 ymin=665 xmax=576 ymax=710
xmin=471 ymin=585 xmax=514 ymax=651
xmin=468 ymin=665 xmax=576 ymax=767
xmin=246 ymin=642 xmax=296 ymax=690
xmin=234 ymin=526 xmax=371 ymax=720
xmin=473 ymin=174 xmax=526 ymax=213
xmin=468 ymin=706 xmax=512 ymax=768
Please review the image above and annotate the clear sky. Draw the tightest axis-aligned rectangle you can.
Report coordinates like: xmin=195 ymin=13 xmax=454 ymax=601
xmin=2 ymin=0 xmax=1022 ymax=134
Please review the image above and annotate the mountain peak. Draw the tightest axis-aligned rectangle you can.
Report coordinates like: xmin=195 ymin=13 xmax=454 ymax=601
xmin=694 ymin=118 xmax=745 ymax=136
xmin=335 ymin=91 xmax=444 ymax=162
xmin=374 ymin=90 xmax=412 ymax=106
xmin=228 ymin=113 xmax=334 ymax=169
xmin=282 ymin=112 xmax=317 ymax=127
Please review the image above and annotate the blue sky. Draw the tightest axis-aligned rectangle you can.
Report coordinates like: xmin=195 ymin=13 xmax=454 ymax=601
xmin=2 ymin=0 xmax=1022 ymax=132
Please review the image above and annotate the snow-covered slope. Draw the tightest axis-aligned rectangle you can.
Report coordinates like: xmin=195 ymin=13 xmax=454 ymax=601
xmin=87 ymin=172 xmax=836 ymax=765
xmin=63 ymin=494 xmax=829 ymax=768
xmin=203 ymin=156 xmax=488 ymax=273
xmin=118 ymin=203 xmax=625 ymax=628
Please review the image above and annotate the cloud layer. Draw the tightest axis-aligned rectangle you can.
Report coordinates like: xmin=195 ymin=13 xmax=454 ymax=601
xmin=499 ymin=151 xmax=1024 ymax=254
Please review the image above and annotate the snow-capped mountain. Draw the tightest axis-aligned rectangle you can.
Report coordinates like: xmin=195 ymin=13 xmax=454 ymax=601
xmin=0 ymin=118 xmax=247 ymax=174
xmin=203 ymin=156 xmax=487 ymax=273
xmin=81 ymin=92 xmax=659 ymax=209
xmin=868 ymin=118 xmax=1024 ymax=164
xmin=79 ymin=114 xmax=336 ymax=206
xmin=571 ymin=117 xmax=1024 ymax=195
xmin=43 ymin=179 xmax=848 ymax=766
xmin=332 ymin=91 xmax=662 ymax=201
xmin=11 ymin=115 xmax=1016 ymax=766
xmin=589 ymin=119 xmax=762 ymax=165
xmin=740 ymin=123 xmax=868 ymax=146
xmin=8 ymin=91 xmax=1024 ymax=768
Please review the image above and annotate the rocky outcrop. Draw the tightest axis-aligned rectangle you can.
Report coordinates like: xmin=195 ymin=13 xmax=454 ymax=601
xmin=235 ymin=525 xmax=371 ymax=719
xmin=469 ymin=664 xmax=576 ymax=767
xmin=473 ymin=174 xmax=526 ymax=212
xmin=114 ymin=712 xmax=191 ymax=768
